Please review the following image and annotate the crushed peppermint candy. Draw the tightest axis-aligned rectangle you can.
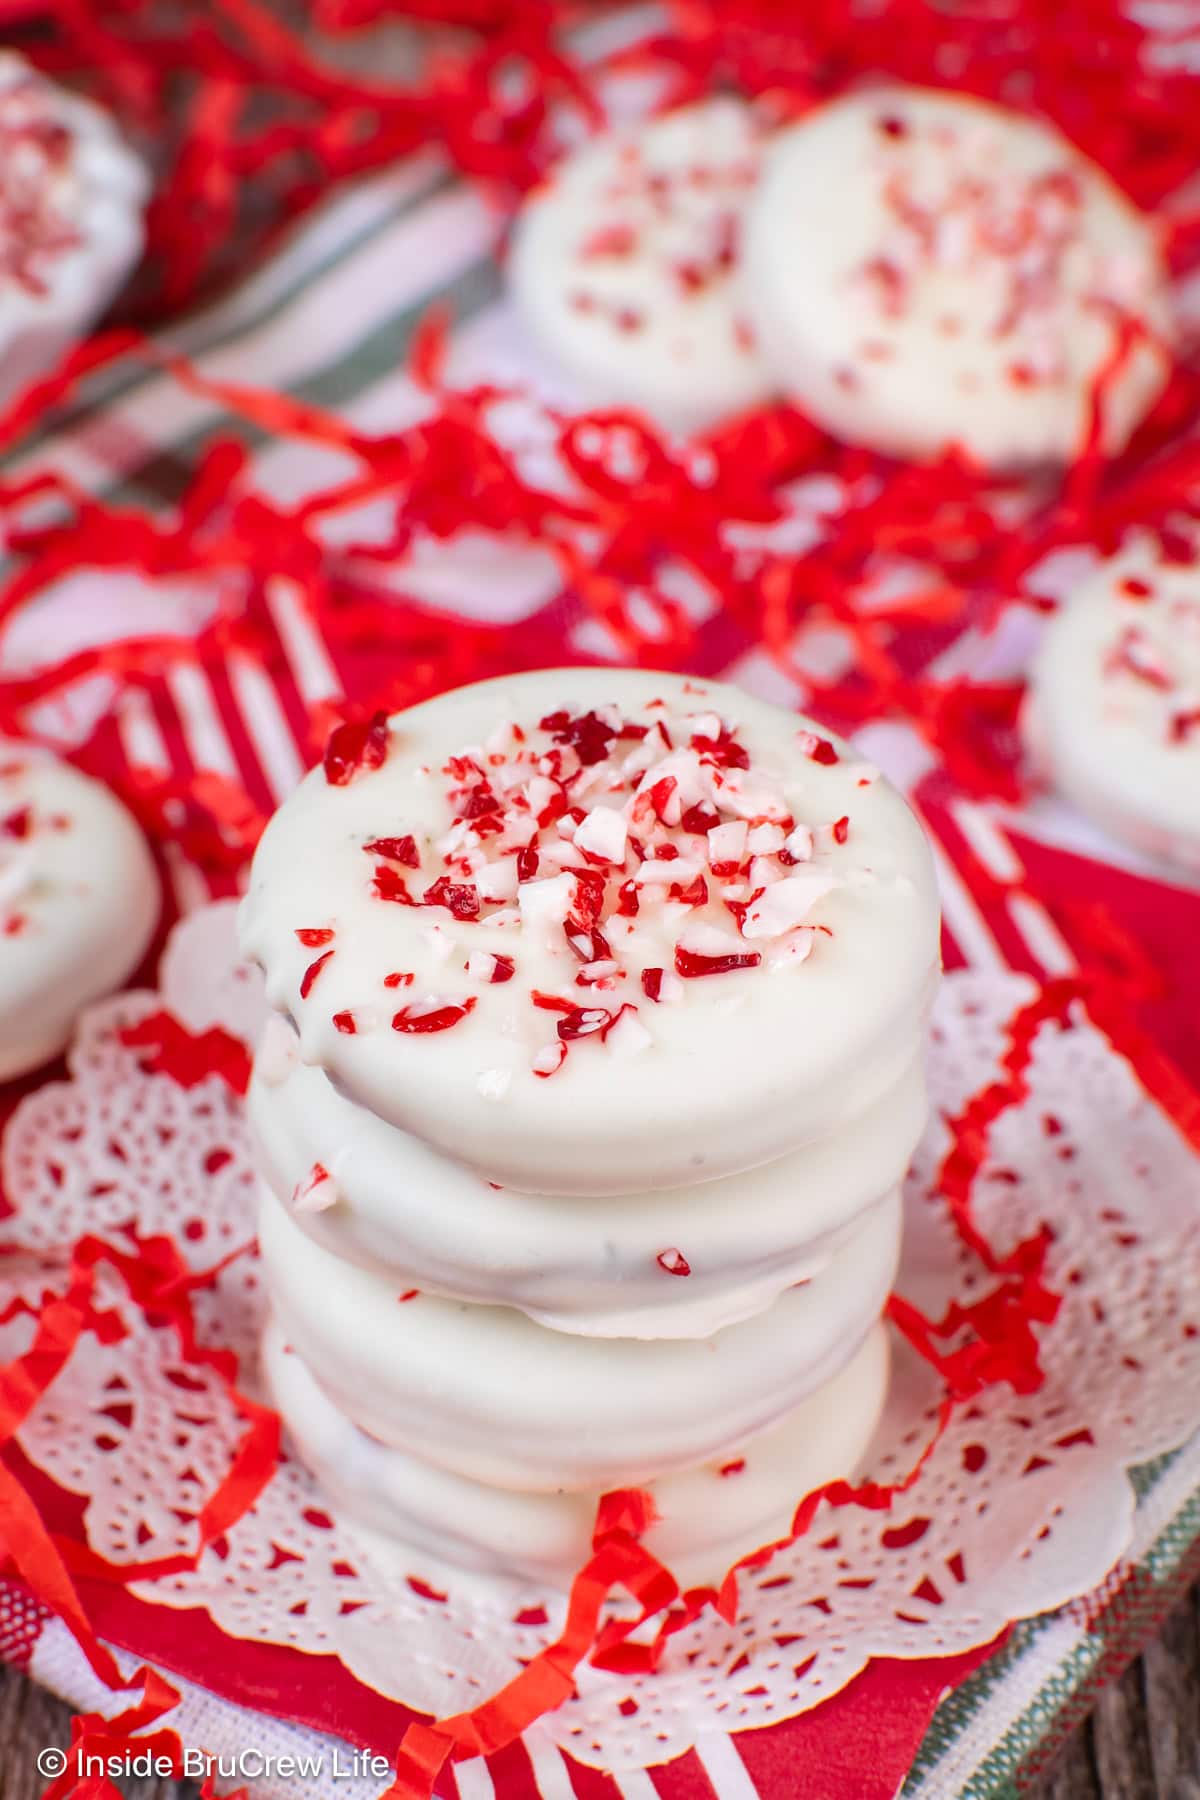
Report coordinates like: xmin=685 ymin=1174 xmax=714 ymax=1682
xmin=299 ymin=949 xmax=334 ymax=998
xmin=392 ymin=997 xmax=477 ymax=1034
xmin=292 ymin=1162 xmax=337 ymax=1213
xmin=354 ymin=699 xmax=853 ymax=1077
xmin=324 ymin=711 xmax=390 ymax=786
xmin=1100 ymin=579 xmax=1200 ymax=748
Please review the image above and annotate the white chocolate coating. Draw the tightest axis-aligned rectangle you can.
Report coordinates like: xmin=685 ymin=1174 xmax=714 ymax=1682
xmin=743 ymin=86 xmax=1171 ymax=467
xmin=0 ymin=55 xmax=147 ymax=409
xmin=262 ymin=1317 xmax=891 ymax=1591
xmin=238 ymin=669 xmax=940 ymax=1196
xmin=250 ymin=1044 xmax=926 ymax=1338
xmin=508 ymin=100 xmax=773 ymax=433
xmin=257 ymin=1178 xmax=901 ymax=1492
xmin=1024 ymin=538 xmax=1200 ymax=870
xmin=0 ymin=745 xmax=160 ymax=1079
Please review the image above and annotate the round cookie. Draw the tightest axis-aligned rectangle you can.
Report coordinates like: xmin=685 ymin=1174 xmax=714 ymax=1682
xmin=742 ymin=86 xmax=1171 ymax=466
xmin=238 ymin=669 xmax=940 ymax=1196
xmin=0 ymin=54 xmax=147 ymax=410
xmin=257 ymin=1179 xmax=902 ymax=1492
xmin=1024 ymin=538 xmax=1200 ymax=870
xmin=508 ymin=99 xmax=773 ymax=433
xmin=249 ymin=1039 xmax=926 ymax=1338
xmin=0 ymin=746 xmax=160 ymax=1079
xmin=263 ymin=1317 xmax=891 ymax=1590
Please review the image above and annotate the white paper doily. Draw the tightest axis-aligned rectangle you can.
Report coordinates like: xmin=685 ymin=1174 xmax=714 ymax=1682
xmin=2 ymin=901 xmax=1199 ymax=1771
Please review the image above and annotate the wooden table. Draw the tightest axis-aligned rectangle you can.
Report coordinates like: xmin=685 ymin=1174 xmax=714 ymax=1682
xmin=2 ymin=1586 xmax=1200 ymax=1800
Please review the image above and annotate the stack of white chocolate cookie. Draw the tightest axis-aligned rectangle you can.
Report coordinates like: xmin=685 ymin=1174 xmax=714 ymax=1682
xmin=240 ymin=669 xmax=940 ymax=1587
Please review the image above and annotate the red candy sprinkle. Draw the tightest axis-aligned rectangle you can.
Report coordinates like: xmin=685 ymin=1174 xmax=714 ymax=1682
xmin=332 ymin=1010 xmax=357 ymax=1034
xmin=489 ymin=954 xmax=516 ymax=983
xmin=581 ymin=222 xmax=637 ymax=259
xmin=532 ymin=990 xmax=576 ymax=1013
xmin=295 ymin=927 xmax=334 ymax=946
xmin=641 ymin=967 xmax=664 ymax=1001
xmin=675 ymin=945 xmax=761 ymax=978
xmin=833 ymin=815 xmax=850 ymax=844
xmin=398 ymin=1288 xmax=420 ymax=1303
xmin=383 ymin=971 xmax=414 ymax=987
xmin=556 ymin=1005 xmax=612 ymax=1042
xmin=656 ymin=1248 xmax=692 ymax=1277
xmin=616 ymin=879 xmax=640 ymax=916
xmin=459 ymin=782 xmax=500 ymax=822
xmin=533 ymin=1041 xmax=567 ymax=1079
xmin=372 ymin=864 xmax=418 ymax=906
xmin=671 ymin=874 xmax=708 ymax=906
xmin=719 ymin=1458 xmax=746 ymax=1477
xmin=300 ymin=950 xmax=334 ymax=998
xmin=363 ymin=835 xmax=419 ymax=866
xmin=392 ymin=998 xmax=477 ymax=1033
xmin=693 ymin=729 xmax=750 ymax=770
xmin=324 ymin=711 xmax=389 ymax=785
xmin=1 ymin=806 xmax=31 ymax=838
xmin=799 ymin=734 xmax=840 ymax=765
xmin=517 ymin=840 xmax=540 ymax=882
xmin=680 ymin=801 xmax=720 ymax=834
xmin=539 ymin=709 xmax=616 ymax=767
xmin=423 ymin=875 xmax=481 ymax=919
xmin=565 ymin=923 xmax=611 ymax=962
xmin=634 ymin=775 xmax=677 ymax=823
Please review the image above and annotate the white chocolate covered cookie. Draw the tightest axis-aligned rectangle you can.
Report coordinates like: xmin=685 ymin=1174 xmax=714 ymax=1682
xmin=1024 ymin=538 xmax=1200 ymax=870
xmin=257 ymin=1179 xmax=901 ymax=1492
xmin=0 ymin=54 xmax=147 ymax=409
xmin=0 ymin=746 xmax=159 ymax=1079
xmin=249 ymin=1043 xmax=926 ymax=1338
xmin=508 ymin=99 xmax=772 ymax=433
xmin=742 ymin=86 xmax=1171 ymax=466
xmin=238 ymin=669 xmax=940 ymax=1196
xmin=263 ymin=1317 xmax=891 ymax=1590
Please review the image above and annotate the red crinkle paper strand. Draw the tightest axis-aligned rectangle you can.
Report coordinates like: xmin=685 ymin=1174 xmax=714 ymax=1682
xmin=3 ymin=320 xmax=1197 ymax=829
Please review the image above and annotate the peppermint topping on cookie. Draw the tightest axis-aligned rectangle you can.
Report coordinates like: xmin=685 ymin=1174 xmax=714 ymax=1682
xmin=1101 ymin=580 xmax=1200 ymax=746
xmin=341 ymin=700 xmax=853 ymax=1076
xmin=742 ymin=86 xmax=1171 ymax=465
xmin=0 ymin=77 xmax=79 ymax=295
xmin=509 ymin=99 xmax=773 ymax=434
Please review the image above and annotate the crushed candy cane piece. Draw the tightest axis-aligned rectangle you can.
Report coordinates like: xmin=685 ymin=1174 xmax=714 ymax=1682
xmin=324 ymin=712 xmax=390 ymax=786
xmin=293 ymin=1162 xmax=337 ymax=1213
xmin=739 ymin=871 xmax=838 ymax=939
xmin=392 ymin=998 xmax=477 ymax=1034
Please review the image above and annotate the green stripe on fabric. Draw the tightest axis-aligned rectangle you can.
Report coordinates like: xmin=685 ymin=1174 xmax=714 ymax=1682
xmin=10 ymin=162 xmax=451 ymax=458
xmin=905 ymin=1440 xmax=1200 ymax=1797
xmin=110 ymin=252 xmax=502 ymax=514
xmin=957 ymin=1631 xmax=1106 ymax=1799
xmin=3 ymin=248 xmax=500 ymax=540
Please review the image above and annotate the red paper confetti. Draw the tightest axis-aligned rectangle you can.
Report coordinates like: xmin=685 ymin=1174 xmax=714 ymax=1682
xmin=119 ymin=1011 xmax=252 ymax=1097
